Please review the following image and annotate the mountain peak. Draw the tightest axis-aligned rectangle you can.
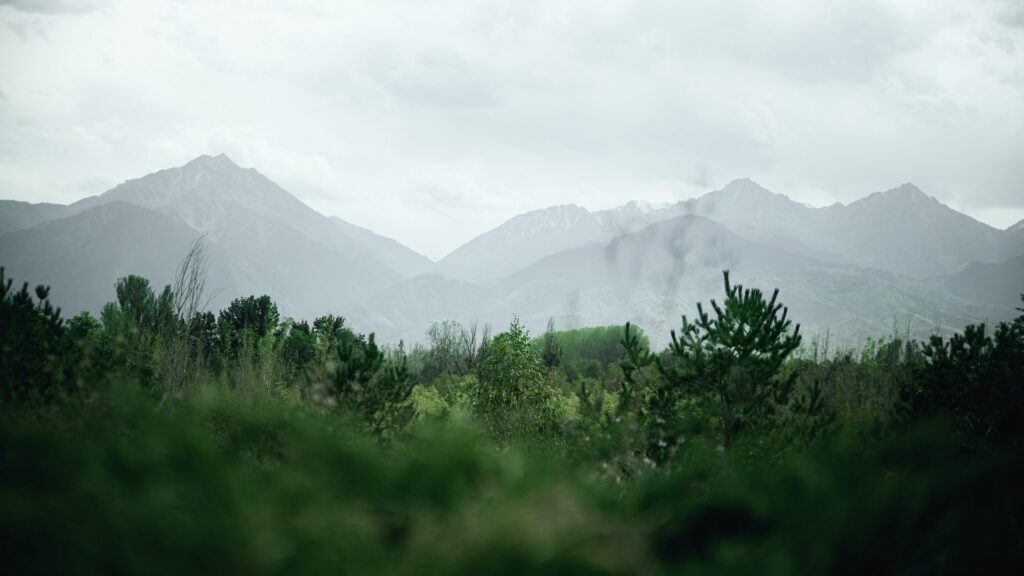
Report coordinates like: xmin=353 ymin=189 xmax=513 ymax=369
xmin=707 ymin=178 xmax=800 ymax=206
xmin=616 ymin=199 xmax=672 ymax=214
xmin=874 ymin=183 xmax=936 ymax=203
xmin=720 ymin=177 xmax=767 ymax=194
xmin=723 ymin=177 xmax=761 ymax=188
xmin=1008 ymin=218 xmax=1024 ymax=233
xmin=890 ymin=182 xmax=927 ymax=196
xmin=503 ymin=204 xmax=593 ymax=232
xmin=513 ymin=203 xmax=589 ymax=220
xmin=847 ymin=183 xmax=945 ymax=214
xmin=714 ymin=178 xmax=795 ymax=203
xmin=186 ymin=153 xmax=241 ymax=171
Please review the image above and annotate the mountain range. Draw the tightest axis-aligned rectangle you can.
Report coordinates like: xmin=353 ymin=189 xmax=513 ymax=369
xmin=1 ymin=154 xmax=1020 ymax=347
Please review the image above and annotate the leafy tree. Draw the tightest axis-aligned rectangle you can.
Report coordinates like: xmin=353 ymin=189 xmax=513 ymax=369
xmin=313 ymin=314 xmax=346 ymax=347
xmin=217 ymin=295 xmax=280 ymax=359
xmin=424 ymin=320 xmax=467 ymax=377
xmin=541 ymin=317 xmax=563 ymax=369
xmin=187 ymin=311 xmax=219 ymax=362
xmin=422 ymin=320 xmax=484 ymax=379
xmin=279 ymin=319 xmax=316 ymax=379
xmin=472 ymin=317 xmax=559 ymax=444
xmin=99 ymin=276 xmax=174 ymax=384
xmin=66 ymin=311 xmax=102 ymax=343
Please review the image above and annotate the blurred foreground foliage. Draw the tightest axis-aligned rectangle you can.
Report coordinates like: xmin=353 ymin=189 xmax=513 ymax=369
xmin=2 ymin=265 xmax=1023 ymax=574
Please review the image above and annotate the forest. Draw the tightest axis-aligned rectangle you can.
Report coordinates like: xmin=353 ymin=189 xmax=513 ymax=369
xmin=2 ymin=245 xmax=1023 ymax=574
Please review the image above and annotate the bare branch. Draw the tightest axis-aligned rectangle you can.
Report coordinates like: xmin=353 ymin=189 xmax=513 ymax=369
xmin=173 ymin=235 xmax=209 ymax=322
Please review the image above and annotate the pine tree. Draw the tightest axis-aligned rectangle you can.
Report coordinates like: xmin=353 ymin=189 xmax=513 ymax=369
xmin=662 ymin=270 xmax=802 ymax=446
xmin=0 ymin=268 xmax=70 ymax=404
xmin=331 ymin=332 xmax=415 ymax=440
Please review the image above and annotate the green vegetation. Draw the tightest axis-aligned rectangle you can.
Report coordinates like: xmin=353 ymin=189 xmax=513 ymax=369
xmin=2 ymin=263 xmax=1023 ymax=574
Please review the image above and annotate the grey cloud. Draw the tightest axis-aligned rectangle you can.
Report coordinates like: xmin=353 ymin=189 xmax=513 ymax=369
xmin=0 ymin=0 xmax=101 ymax=15
xmin=378 ymin=51 xmax=500 ymax=110
xmin=1 ymin=0 xmax=1022 ymax=255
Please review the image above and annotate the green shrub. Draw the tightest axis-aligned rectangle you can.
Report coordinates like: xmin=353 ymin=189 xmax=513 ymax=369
xmin=0 ymin=268 xmax=72 ymax=404
xmin=471 ymin=318 xmax=561 ymax=446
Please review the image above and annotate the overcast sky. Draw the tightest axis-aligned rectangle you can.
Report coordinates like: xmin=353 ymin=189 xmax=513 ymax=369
xmin=1 ymin=0 xmax=1022 ymax=259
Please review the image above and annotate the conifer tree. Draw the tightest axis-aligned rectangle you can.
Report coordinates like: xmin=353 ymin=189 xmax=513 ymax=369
xmin=0 ymin=268 xmax=69 ymax=404
xmin=331 ymin=332 xmax=415 ymax=440
xmin=661 ymin=270 xmax=802 ymax=446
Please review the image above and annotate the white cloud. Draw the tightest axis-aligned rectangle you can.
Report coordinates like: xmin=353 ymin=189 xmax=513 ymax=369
xmin=1 ymin=0 xmax=1022 ymax=258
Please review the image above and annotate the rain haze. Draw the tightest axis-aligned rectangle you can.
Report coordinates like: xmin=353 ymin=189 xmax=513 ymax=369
xmin=1 ymin=0 xmax=1023 ymax=259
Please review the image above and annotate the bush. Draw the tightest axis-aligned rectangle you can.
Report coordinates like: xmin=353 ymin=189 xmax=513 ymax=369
xmin=0 ymin=268 xmax=72 ymax=404
xmin=471 ymin=318 xmax=561 ymax=445
xmin=909 ymin=316 xmax=1024 ymax=444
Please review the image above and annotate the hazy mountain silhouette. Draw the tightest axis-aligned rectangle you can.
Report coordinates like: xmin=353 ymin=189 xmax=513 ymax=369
xmin=0 ymin=200 xmax=69 ymax=236
xmin=943 ymin=256 xmax=1024 ymax=312
xmin=71 ymin=154 xmax=432 ymax=277
xmin=437 ymin=179 xmax=1015 ymax=282
xmin=0 ymin=155 xmax=432 ymax=317
xmin=826 ymin=184 xmax=1006 ymax=277
xmin=1004 ymin=219 xmax=1024 ymax=258
xmin=1 ymin=159 xmax=1019 ymax=343
xmin=358 ymin=215 xmax=1009 ymax=346
xmin=0 ymin=202 xmax=247 ymax=314
xmin=436 ymin=204 xmax=608 ymax=281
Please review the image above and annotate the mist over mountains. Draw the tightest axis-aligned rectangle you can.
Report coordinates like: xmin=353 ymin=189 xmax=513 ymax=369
xmin=1 ymin=155 xmax=1020 ymax=346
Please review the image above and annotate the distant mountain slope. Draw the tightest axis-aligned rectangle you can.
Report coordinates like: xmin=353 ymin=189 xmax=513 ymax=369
xmin=942 ymin=255 xmax=1024 ymax=312
xmin=436 ymin=204 xmax=607 ymax=281
xmin=330 ymin=217 xmax=435 ymax=277
xmin=0 ymin=200 xmax=70 ymax=236
xmin=0 ymin=154 xmax=437 ymax=318
xmin=677 ymin=180 xmax=1009 ymax=278
xmin=831 ymin=184 xmax=1006 ymax=277
xmin=593 ymin=200 xmax=678 ymax=236
xmin=215 ymin=217 xmax=401 ymax=319
xmin=435 ymin=200 xmax=697 ymax=282
xmin=360 ymin=215 xmax=1004 ymax=346
xmin=70 ymin=154 xmax=432 ymax=278
xmin=680 ymin=178 xmax=819 ymax=229
xmin=1004 ymin=219 xmax=1024 ymax=259
xmin=0 ymin=203 xmax=246 ymax=315
xmin=433 ymin=180 xmax=848 ymax=283
xmin=673 ymin=179 xmax=847 ymax=263
xmin=437 ymin=178 xmax=1016 ymax=283
xmin=0 ymin=200 xmax=409 ymax=320
xmin=501 ymin=215 xmax=999 ymax=344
